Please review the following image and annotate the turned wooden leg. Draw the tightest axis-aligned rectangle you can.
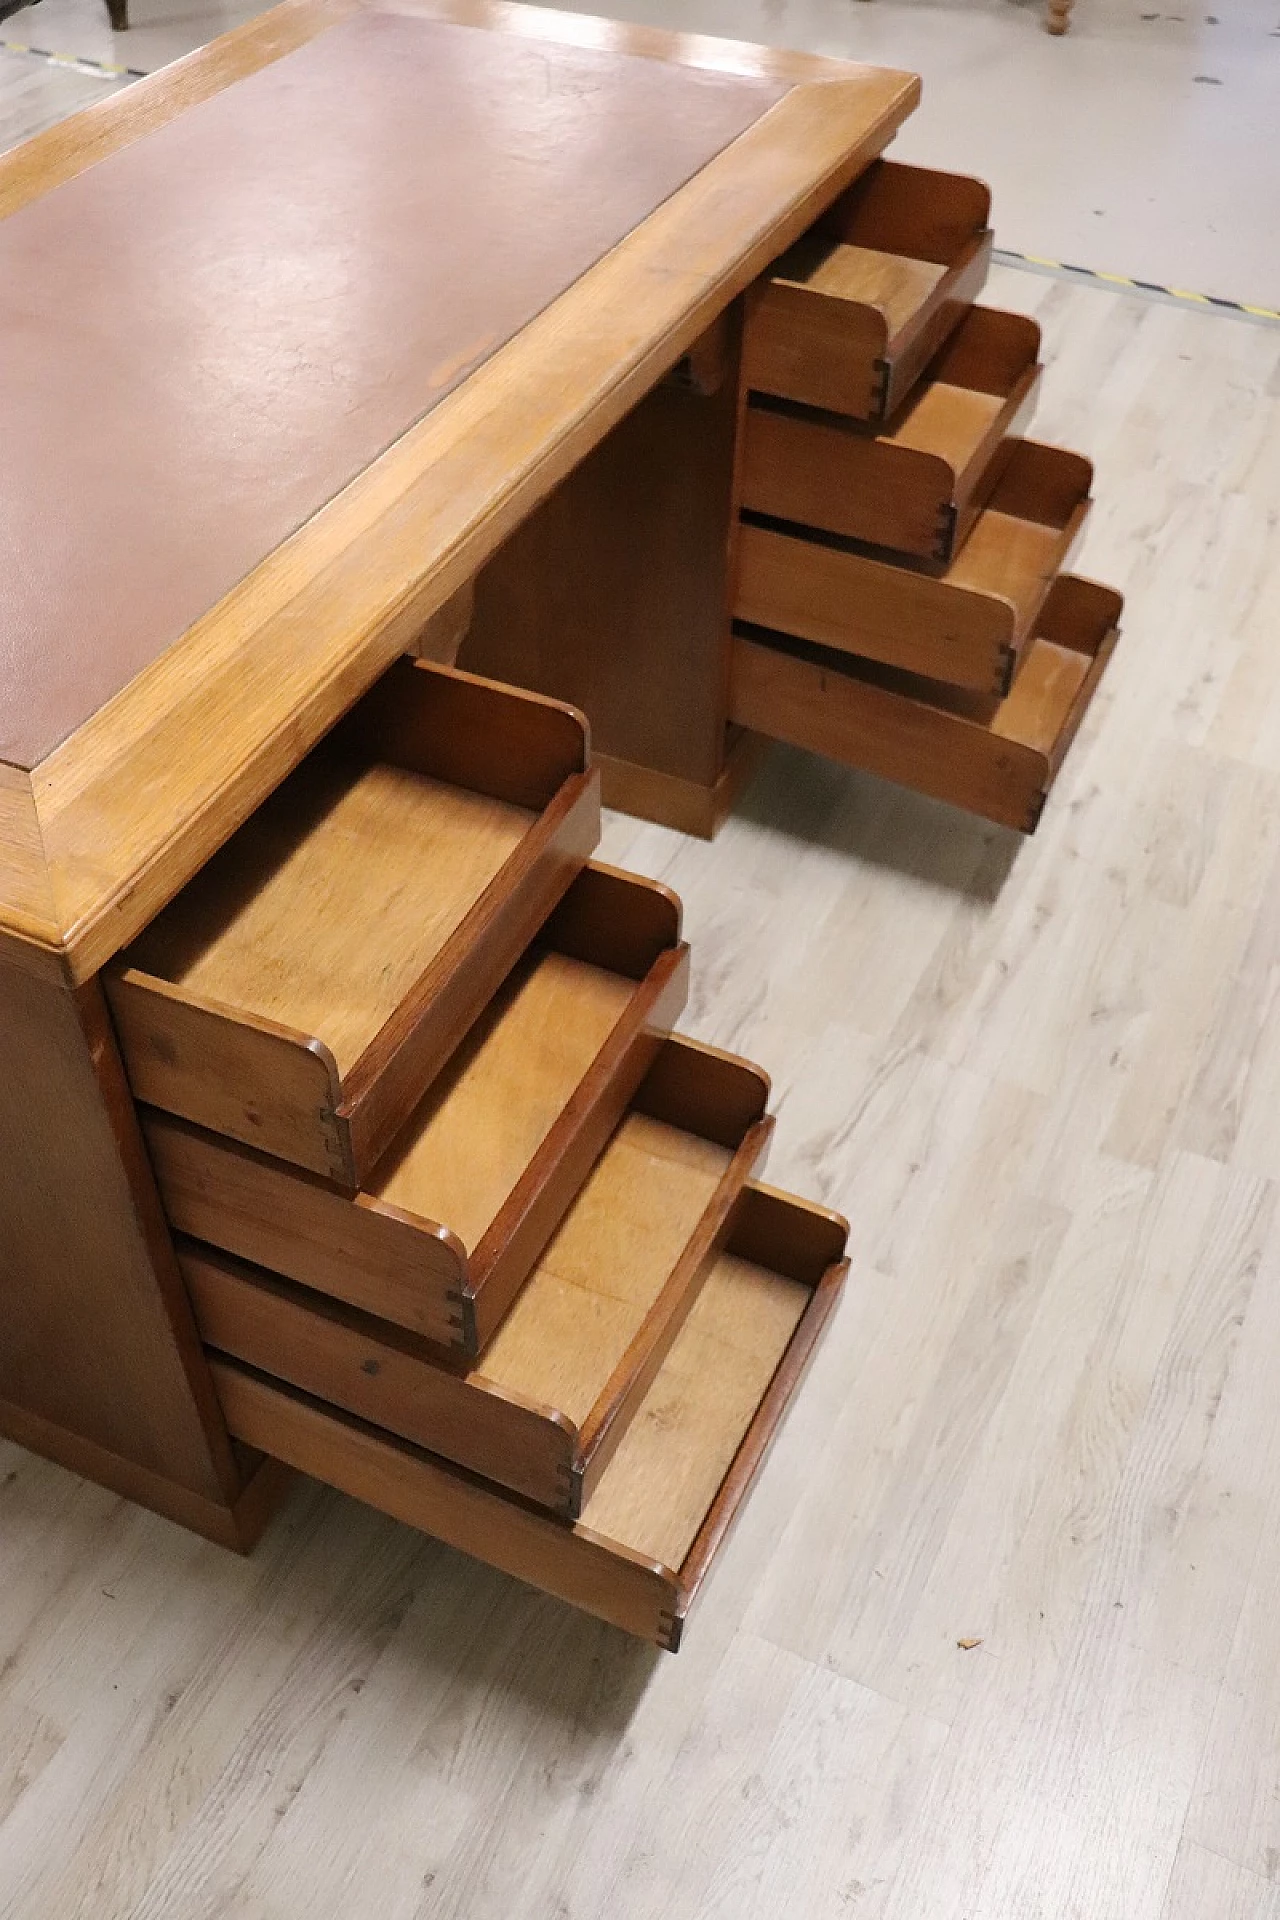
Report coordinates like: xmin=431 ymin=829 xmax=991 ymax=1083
xmin=106 ymin=0 xmax=129 ymax=30
xmin=1046 ymin=0 xmax=1072 ymax=32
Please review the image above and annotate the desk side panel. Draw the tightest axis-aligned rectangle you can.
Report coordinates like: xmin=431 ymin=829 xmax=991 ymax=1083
xmin=0 ymin=953 xmax=247 ymax=1528
xmin=464 ymin=340 xmax=743 ymax=790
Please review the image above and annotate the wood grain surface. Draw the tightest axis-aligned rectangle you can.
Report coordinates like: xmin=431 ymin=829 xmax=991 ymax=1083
xmin=372 ymin=954 xmax=634 ymax=1251
xmin=463 ymin=343 xmax=744 ymax=791
xmin=740 ymin=305 xmax=1042 ymax=561
xmin=184 ymin=1050 xmax=771 ymax=1515
xmin=143 ymin=1109 xmax=472 ymax=1346
xmin=731 ymin=574 xmax=1122 ymax=830
xmin=743 ymin=159 xmax=992 ymax=420
xmin=141 ymin=875 xmax=697 ymax=1357
xmin=577 ymin=1250 xmax=810 ymax=1569
xmin=477 ymin=1115 xmax=733 ymax=1421
xmin=735 ymin=437 xmax=1093 ymax=694
xmin=182 ymin=1241 xmax=582 ymax=1510
xmin=0 ymin=950 xmax=248 ymax=1531
xmin=0 ymin=0 xmax=917 ymax=978
xmin=108 ymin=662 xmax=597 ymax=1183
xmin=205 ymin=1175 xmax=842 ymax=1646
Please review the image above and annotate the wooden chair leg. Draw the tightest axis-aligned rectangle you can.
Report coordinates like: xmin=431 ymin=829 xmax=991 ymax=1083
xmin=1046 ymin=0 xmax=1072 ymax=31
xmin=106 ymin=0 xmax=129 ymax=29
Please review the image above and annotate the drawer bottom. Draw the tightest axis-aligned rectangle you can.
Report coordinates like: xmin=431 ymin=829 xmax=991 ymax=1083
xmin=208 ymin=1183 xmax=847 ymax=1650
xmin=731 ymin=574 xmax=1121 ymax=833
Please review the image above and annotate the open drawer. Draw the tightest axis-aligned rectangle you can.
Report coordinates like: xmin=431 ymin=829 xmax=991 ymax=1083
xmin=743 ymin=160 xmax=993 ymax=423
xmin=207 ymin=1180 xmax=848 ymax=1650
xmin=107 ymin=659 xmax=598 ymax=1190
xmin=740 ymin=307 xmax=1041 ymax=563
xmin=179 ymin=1034 xmax=777 ymax=1517
xmin=735 ymin=438 xmax=1092 ymax=696
xmin=144 ymin=1023 xmax=769 ymax=1359
xmin=731 ymin=575 xmax=1122 ymax=832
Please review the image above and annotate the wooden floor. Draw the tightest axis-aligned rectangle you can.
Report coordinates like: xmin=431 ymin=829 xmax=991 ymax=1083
xmin=0 ymin=47 xmax=126 ymax=147
xmin=4 ymin=224 xmax=1280 ymax=1916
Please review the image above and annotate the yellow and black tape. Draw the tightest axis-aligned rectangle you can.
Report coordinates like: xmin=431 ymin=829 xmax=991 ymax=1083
xmin=1 ymin=35 xmax=148 ymax=78
xmin=995 ymin=246 xmax=1280 ymax=324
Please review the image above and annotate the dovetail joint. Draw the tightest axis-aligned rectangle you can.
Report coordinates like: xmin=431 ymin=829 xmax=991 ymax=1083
xmin=934 ymin=500 xmax=958 ymax=564
xmin=448 ymin=1289 xmax=478 ymax=1356
xmin=557 ymin=1461 xmax=582 ymax=1521
xmin=317 ymin=1107 xmax=348 ymax=1179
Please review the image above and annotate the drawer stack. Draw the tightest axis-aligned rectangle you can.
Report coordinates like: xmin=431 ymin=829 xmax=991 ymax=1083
xmin=106 ymin=656 xmax=847 ymax=1651
xmin=733 ymin=158 xmax=1123 ymax=832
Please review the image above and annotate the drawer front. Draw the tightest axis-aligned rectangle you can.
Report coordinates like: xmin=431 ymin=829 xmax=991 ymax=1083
xmin=108 ymin=660 xmax=597 ymax=1190
xmin=211 ymin=1355 xmax=686 ymax=1646
xmin=744 ymin=161 xmax=993 ymax=423
xmin=735 ymin=438 xmax=1093 ymax=695
xmin=742 ymin=406 xmax=958 ymax=562
xmin=730 ymin=574 xmax=1122 ymax=831
xmin=207 ymin=1181 xmax=848 ymax=1651
xmin=740 ymin=306 xmax=1042 ymax=562
xmin=181 ymin=1240 xmax=577 ymax=1509
xmin=146 ymin=1108 xmax=472 ymax=1349
xmin=735 ymin=522 xmax=1018 ymax=693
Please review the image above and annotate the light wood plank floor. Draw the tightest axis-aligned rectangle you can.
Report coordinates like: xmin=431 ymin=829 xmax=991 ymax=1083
xmin=0 ymin=45 xmax=126 ymax=148
xmin=3 ymin=258 xmax=1280 ymax=1915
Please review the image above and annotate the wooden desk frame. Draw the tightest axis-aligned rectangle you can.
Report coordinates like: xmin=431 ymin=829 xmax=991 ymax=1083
xmin=0 ymin=2 xmax=913 ymax=1545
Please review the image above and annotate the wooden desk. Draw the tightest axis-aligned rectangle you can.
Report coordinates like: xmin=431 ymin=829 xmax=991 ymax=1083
xmin=0 ymin=3 xmax=910 ymax=1579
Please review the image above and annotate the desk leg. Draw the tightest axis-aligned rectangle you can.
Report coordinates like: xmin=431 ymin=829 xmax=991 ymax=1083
xmin=0 ymin=949 xmax=281 ymax=1548
xmin=462 ymin=316 xmax=747 ymax=838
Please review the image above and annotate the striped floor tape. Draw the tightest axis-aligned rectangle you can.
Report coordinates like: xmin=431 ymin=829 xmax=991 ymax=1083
xmin=995 ymin=245 xmax=1280 ymax=325
xmin=1 ymin=35 xmax=148 ymax=78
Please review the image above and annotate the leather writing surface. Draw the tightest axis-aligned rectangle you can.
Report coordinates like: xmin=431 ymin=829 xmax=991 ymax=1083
xmin=0 ymin=12 xmax=785 ymax=768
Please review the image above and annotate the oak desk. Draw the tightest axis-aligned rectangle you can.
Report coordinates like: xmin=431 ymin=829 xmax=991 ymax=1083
xmin=0 ymin=3 xmax=912 ymax=1552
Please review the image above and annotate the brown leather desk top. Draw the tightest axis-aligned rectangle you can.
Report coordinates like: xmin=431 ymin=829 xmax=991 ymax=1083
xmin=0 ymin=10 xmax=784 ymax=770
